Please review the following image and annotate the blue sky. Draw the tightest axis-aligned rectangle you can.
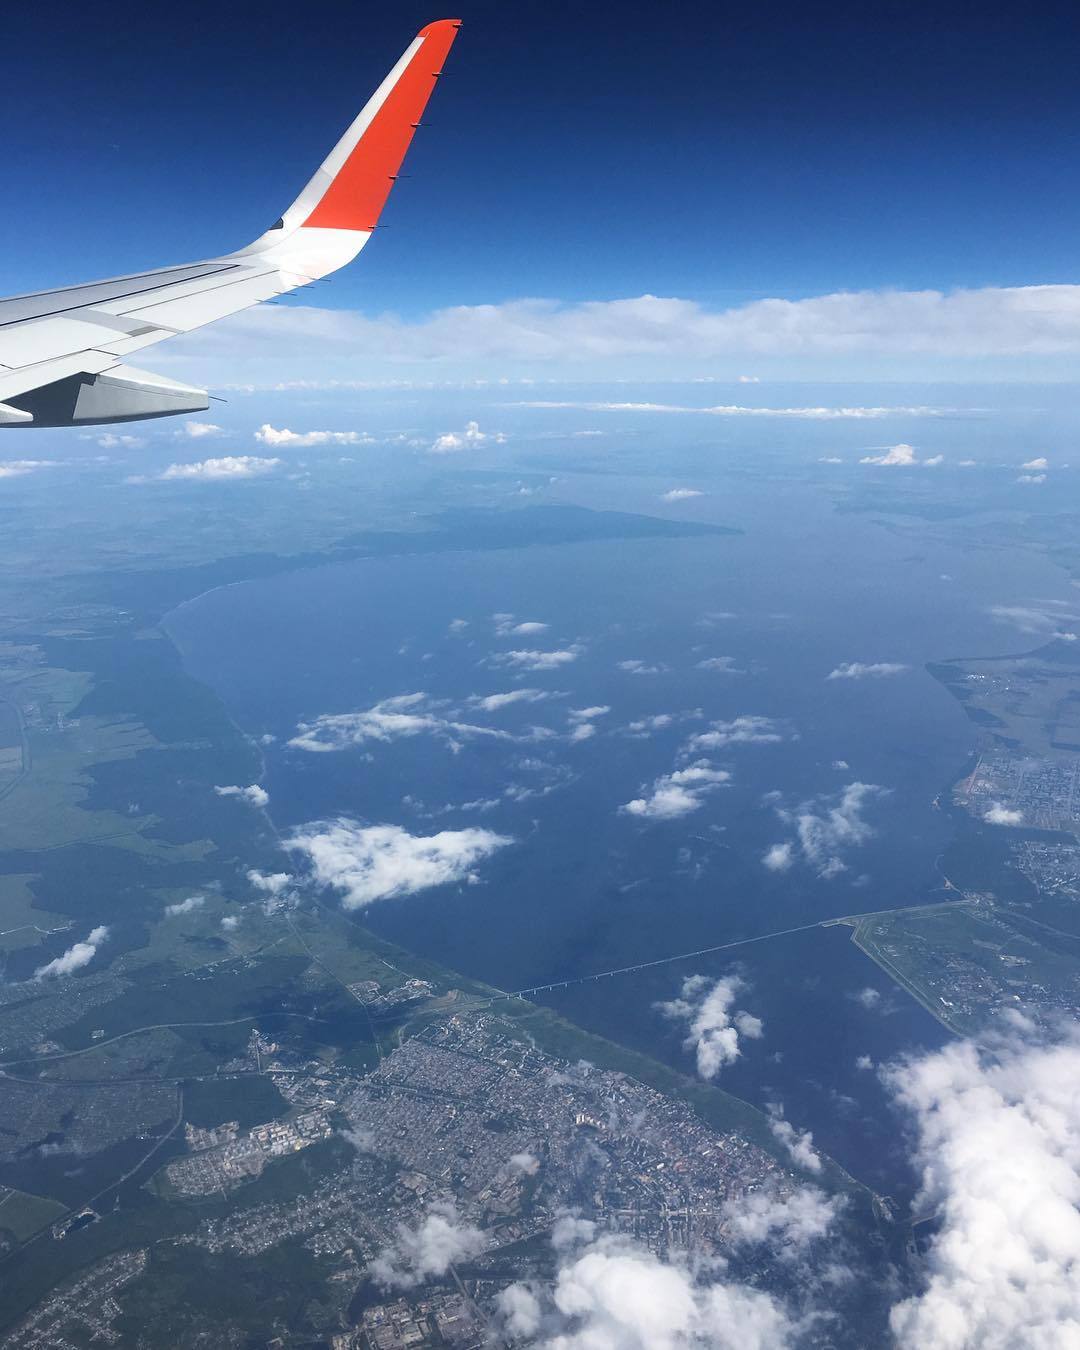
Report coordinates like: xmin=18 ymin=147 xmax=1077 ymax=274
xmin=7 ymin=1 xmax=1080 ymax=383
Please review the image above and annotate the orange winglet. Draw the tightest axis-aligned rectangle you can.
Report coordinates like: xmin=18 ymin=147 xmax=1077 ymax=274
xmin=303 ymin=20 xmax=462 ymax=232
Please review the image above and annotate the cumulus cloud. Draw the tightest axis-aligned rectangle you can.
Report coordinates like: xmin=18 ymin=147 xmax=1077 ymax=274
xmin=247 ymin=869 xmax=293 ymax=896
xmin=429 ymin=419 xmax=505 ymax=453
xmin=568 ymin=705 xmax=610 ymax=743
xmin=827 ymin=662 xmax=909 ymax=680
xmin=859 ymin=443 xmax=919 ymax=466
xmin=984 ymin=802 xmax=1024 ymax=827
xmin=0 ymin=460 xmax=56 ymax=479
xmin=657 ymin=974 xmax=763 ymax=1079
xmin=696 ymin=656 xmax=743 ymax=674
xmin=661 ymin=488 xmax=704 ymax=502
xmin=886 ymin=1023 xmax=1080 ymax=1349
xmin=618 ymin=658 xmax=666 ymax=675
xmin=165 ymin=895 xmax=205 ymax=917
xmin=1021 ymin=456 xmax=1049 ymax=470
xmin=625 ymin=713 xmax=678 ymax=737
xmin=289 ymin=693 xmax=512 ymax=752
xmin=255 ymin=423 xmax=372 ymax=447
xmin=686 ymin=715 xmax=785 ymax=751
xmin=495 ymin=647 xmax=580 ymax=672
xmin=468 ymin=688 xmax=555 ymax=712
xmin=622 ymin=761 xmax=731 ymax=820
xmin=762 ymin=842 xmax=795 ymax=872
xmin=179 ymin=420 xmax=222 ymax=438
xmin=493 ymin=614 xmax=550 ymax=637
xmin=768 ymin=1108 xmax=824 ymax=1174
xmin=497 ymin=1233 xmax=795 ymax=1348
xmin=220 ymin=914 xmax=240 ymax=931
xmin=369 ymin=1200 xmax=486 ymax=1289
xmin=723 ymin=1184 xmax=839 ymax=1250
xmin=214 ymin=783 xmax=269 ymax=807
xmin=158 ymin=455 xmax=280 ymax=480
xmin=775 ymin=782 xmax=886 ymax=879
xmin=34 ymin=926 xmax=108 ymax=980
xmin=1018 ymin=472 xmax=1047 ymax=484
xmin=286 ymin=818 xmax=512 ymax=909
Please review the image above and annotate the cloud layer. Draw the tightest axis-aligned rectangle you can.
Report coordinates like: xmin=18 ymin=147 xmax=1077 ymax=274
xmin=887 ymin=1023 xmax=1080 ymax=1349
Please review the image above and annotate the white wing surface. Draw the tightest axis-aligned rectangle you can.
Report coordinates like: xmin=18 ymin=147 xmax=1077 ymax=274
xmin=0 ymin=19 xmax=461 ymax=427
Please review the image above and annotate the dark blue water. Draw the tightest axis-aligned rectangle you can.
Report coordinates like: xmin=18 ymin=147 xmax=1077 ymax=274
xmin=165 ymin=465 xmax=1069 ymax=1200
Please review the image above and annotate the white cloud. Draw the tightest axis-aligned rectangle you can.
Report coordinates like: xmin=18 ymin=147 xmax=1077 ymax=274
xmin=492 ymin=615 xmax=550 ymax=637
xmin=214 ymin=783 xmax=269 ymax=807
xmin=696 ymin=656 xmax=743 ymax=674
xmin=776 ymin=782 xmax=886 ymax=878
xmin=622 ymin=761 xmax=731 ymax=820
xmin=167 ymin=286 xmax=1080 ymax=390
xmin=220 ymin=914 xmax=240 ymax=931
xmin=723 ymin=1184 xmax=839 ymax=1250
xmin=0 ymin=460 xmax=56 ymax=479
xmin=286 ymin=818 xmax=512 ymax=909
xmin=657 ymin=974 xmax=763 ymax=1080
xmin=827 ymin=662 xmax=909 ymax=680
xmin=496 ymin=1282 xmax=543 ymax=1338
xmin=165 ymin=895 xmax=205 ymax=917
xmin=768 ymin=1108 xmax=823 ymax=1174
xmin=430 ymin=419 xmax=504 ymax=454
xmin=661 ymin=488 xmax=704 ymax=502
xmin=923 ymin=454 xmax=945 ymax=466
xmin=618 ymin=658 xmax=666 ymax=675
xmin=247 ymin=869 xmax=293 ymax=896
xmin=625 ymin=713 xmax=677 ymax=737
xmin=97 ymin=432 xmax=144 ymax=449
xmin=990 ymin=602 xmax=1080 ymax=640
xmin=508 ymin=1151 xmax=539 ymax=1176
xmin=159 ymin=455 xmax=280 ymax=480
xmin=818 ymin=456 xmax=844 ymax=464
xmin=984 ymin=802 xmax=1024 ymax=827
xmin=686 ymin=715 xmax=784 ymax=751
xmin=762 ymin=842 xmax=795 ymax=872
xmin=34 ymin=926 xmax=108 ymax=980
xmin=469 ymin=688 xmax=554 ymax=712
xmin=289 ymin=693 xmax=512 ymax=752
xmin=859 ymin=443 xmax=919 ymax=466
xmin=854 ymin=987 xmax=882 ymax=1009
xmin=1018 ymin=473 xmax=1047 ymax=484
xmin=179 ymin=420 xmax=222 ymax=438
xmin=495 ymin=647 xmax=580 ymax=672
xmin=255 ymin=423 xmax=372 ymax=448
xmin=568 ymin=706 xmax=610 ymax=744
xmin=497 ymin=1234 xmax=794 ymax=1349
xmin=1021 ymin=456 xmax=1049 ymax=470
xmin=369 ymin=1200 xmax=486 ymax=1289
xmin=886 ymin=1023 xmax=1080 ymax=1350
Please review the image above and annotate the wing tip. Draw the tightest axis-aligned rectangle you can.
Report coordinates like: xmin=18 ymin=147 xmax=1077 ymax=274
xmin=419 ymin=18 xmax=463 ymax=37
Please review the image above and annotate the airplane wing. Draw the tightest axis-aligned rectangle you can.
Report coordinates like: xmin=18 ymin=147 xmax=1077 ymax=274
xmin=0 ymin=19 xmax=461 ymax=428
